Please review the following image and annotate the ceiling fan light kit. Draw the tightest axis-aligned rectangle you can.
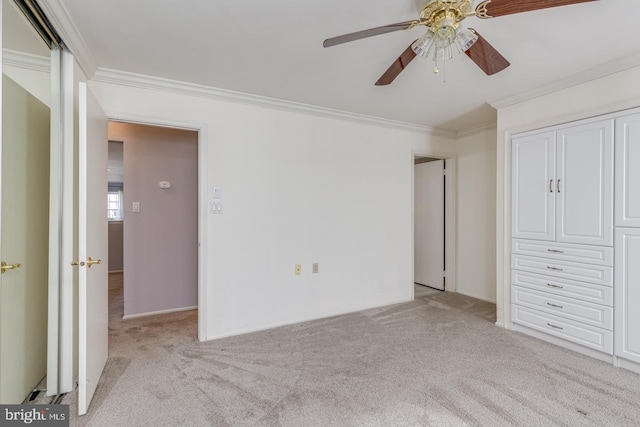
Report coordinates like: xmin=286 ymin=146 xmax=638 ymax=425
xmin=323 ymin=0 xmax=597 ymax=85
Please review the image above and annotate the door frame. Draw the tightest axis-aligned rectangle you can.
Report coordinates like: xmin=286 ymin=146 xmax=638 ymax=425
xmin=106 ymin=111 xmax=209 ymax=342
xmin=411 ymin=151 xmax=457 ymax=298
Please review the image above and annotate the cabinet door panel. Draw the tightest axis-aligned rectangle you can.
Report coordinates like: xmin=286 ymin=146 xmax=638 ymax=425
xmin=512 ymin=131 xmax=555 ymax=241
xmin=556 ymin=119 xmax=614 ymax=246
xmin=615 ymin=228 xmax=640 ymax=363
xmin=512 ymin=305 xmax=613 ymax=354
xmin=615 ymin=113 xmax=640 ymax=227
xmin=512 ymin=239 xmax=614 ymax=267
xmin=512 ymin=270 xmax=613 ymax=306
xmin=512 ymin=286 xmax=613 ymax=330
xmin=512 ymin=254 xmax=613 ymax=287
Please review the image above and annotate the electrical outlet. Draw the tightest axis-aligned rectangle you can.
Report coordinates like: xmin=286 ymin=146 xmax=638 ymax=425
xmin=294 ymin=264 xmax=302 ymax=275
xmin=312 ymin=263 xmax=319 ymax=274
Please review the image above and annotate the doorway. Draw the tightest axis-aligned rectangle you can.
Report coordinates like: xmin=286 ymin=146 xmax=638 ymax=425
xmin=414 ymin=156 xmax=447 ymax=292
xmin=108 ymin=122 xmax=199 ymax=322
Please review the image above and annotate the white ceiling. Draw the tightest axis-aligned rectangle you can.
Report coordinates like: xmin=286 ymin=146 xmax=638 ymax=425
xmin=43 ymin=0 xmax=640 ymax=132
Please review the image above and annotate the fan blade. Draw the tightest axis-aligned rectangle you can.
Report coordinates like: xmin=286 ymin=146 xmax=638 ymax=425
xmin=323 ymin=21 xmax=419 ymax=48
xmin=475 ymin=0 xmax=596 ymax=19
xmin=464 ymin=30 xmax=510 ymax=75
xmin=375 ymin=42 xmax=417 ymax=86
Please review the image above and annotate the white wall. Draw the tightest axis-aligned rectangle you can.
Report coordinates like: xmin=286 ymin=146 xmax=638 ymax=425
xmin=88 ymin=78 xmax=456 ymax=340
xmin=495 ymin=65 xmax=640 ymax=327
xmin=455 ymin=127 xmax=497 ymax=302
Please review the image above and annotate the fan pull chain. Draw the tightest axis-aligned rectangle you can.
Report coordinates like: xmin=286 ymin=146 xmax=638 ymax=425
xmin=443 ymin=52 xmax=447 ymax=83
xmin=433 ymin=51 xmax=447 ymax=83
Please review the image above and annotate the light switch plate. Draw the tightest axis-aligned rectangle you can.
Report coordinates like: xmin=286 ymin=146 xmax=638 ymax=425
xmin=210 ymin=201 xmax=223 ymax=214
xmin=132 ymin=202 xmax=140 ymax=212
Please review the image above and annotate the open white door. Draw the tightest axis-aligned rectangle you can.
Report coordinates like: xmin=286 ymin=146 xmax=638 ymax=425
xmin=78 ymin=82 xmax=108 ymax=415
xmin=414 ymin=160 xmax=445 ymax=290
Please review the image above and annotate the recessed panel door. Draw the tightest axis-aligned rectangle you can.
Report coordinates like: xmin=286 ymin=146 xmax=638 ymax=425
xmin=77 ymin=82 xmax=108 ymax=415
xmin=615 ymin=112 xmax=640 ymax=228
xmin=511 ymin=131 xmax=556 ymax=242
xmin=556 ymin=119 xmax=614 ymax=246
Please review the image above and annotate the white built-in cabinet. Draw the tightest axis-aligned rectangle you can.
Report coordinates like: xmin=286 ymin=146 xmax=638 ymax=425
xmin=512 ymin=118 xmax=614 ymax=246
xmin=511 ymin=110 xmax=640 ymax=373
xmin=613 ymin=112 xmax=640 ymax=374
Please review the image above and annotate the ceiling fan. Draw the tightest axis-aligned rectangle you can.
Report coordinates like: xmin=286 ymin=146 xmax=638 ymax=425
xmin=323 ymin=0 xmax=597 ymax=85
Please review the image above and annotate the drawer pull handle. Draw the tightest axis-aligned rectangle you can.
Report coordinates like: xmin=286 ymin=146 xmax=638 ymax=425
xmin=547 ymin=266 xmax=564 ymax=271
xmin=547 ymin=323 xmax=564 ymax=330
xmin=547 ymin=302 xmax=564 ymax=309
xmin=549 ymin=179 xmax=554 ymax=193
xmin=547 ymin=249 xmax=564 ymax=253
xmin=547 ymin=283 xmax=564 ymax=289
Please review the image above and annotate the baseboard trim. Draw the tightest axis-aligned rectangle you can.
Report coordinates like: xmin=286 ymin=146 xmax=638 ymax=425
xmin=455 ymin=289 xmax=497 ymax=304
xmin=123 ymin=306 xmax=197 ymax=320
xmin=205 ymin=296 xmax=412 ymax=341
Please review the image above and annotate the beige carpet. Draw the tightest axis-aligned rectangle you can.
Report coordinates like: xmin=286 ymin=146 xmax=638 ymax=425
xmin=64 ymin=274 xmax=640 ymax=426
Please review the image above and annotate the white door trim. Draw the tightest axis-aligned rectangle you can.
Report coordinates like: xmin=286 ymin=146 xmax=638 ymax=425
xmin=102 ymin=111 xmax=209 ymax=341
xmin=411 ymin=151 xmax=457 ymax=297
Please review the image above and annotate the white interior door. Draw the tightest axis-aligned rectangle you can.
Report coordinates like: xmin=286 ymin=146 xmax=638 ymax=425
xmin=0 ymin=75 xmax=50 ymax=403
xmin=414 ymin=160 xmax=445 ymax=290
xmin=78 ymin=82 xmax=108 ymax=415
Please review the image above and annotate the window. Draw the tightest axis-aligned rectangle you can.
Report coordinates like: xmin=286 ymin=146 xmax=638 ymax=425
xmin=108 ymin=186 xmax=124 ymax=220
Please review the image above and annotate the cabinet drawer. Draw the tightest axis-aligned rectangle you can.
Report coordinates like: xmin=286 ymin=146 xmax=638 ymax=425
xmin=512 ymin=254 xmax=613 ymax=286
xmin=512 ymin=270 xmax=613 ymax=305
xmin=512 ymin=286 xmax=613 ymax=330
xmin=512 ymin=239 xmax=613 ymax=267
xmin=512 ymin=304 xmax=613 ymax=354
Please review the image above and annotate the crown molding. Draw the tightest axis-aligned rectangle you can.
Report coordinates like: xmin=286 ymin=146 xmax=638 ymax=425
xmin=456 ymin=122 xmax=497 ymax=138
xmin=92 ymin=68 xmax=454 ymax=138
xmin=2 ymin=49 xmax=49 ymax=72
xmin=37 ymin=0 xmax=97 ymax=78
xmin=490 ymin=51 xmax=640 ymax=110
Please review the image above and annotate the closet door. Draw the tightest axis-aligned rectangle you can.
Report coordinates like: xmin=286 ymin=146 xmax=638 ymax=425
xmin=512 ymin=131 xmax=556 ymax=242
xmin=556 ymin=119 xmax=614 ymax=246
xmin=615 ymin=112 xmax=640 ymax=227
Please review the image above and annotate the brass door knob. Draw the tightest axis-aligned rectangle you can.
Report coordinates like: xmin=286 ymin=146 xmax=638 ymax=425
xmin=1 ymin=261 xmax=22 ymax=274
xmin=86 ymin=257 xmax=102 ymax=268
